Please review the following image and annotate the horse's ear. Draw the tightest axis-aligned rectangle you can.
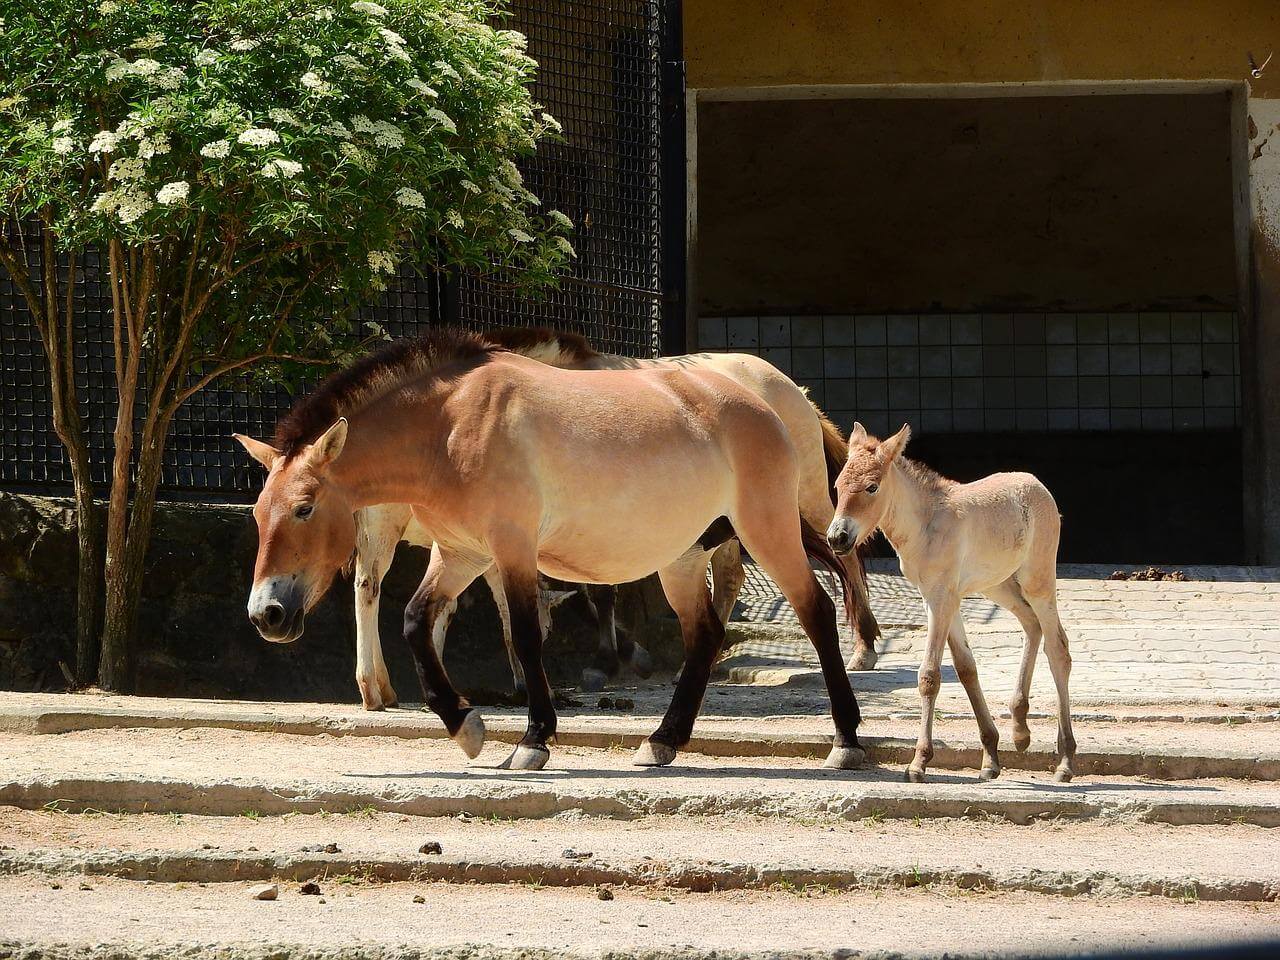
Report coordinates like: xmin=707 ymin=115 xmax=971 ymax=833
xmin=849 ymin=421 xmax=868 ymax=448
xmin=307 ymin=417 xmax=348 ymax=469
xmin=233 ymin=433 xmax=281 ymax=469
xmin=879 ymin=423 xmax=912 ymax=463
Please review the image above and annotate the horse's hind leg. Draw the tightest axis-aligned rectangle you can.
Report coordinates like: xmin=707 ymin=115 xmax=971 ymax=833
xmin=481 ymin=566 xmax=526 ymax=697
xmin=353 ymin=506 xmax=410 ymax=710
xmin=844 ymin=548 xmax=881 ymax=671
xmin=947 ymin=614 xmax=1001 ymax=779
xmin=709 ymin=539 xmax=746 ymax=624
xmin=732 ymin=512 xmax=864 ymax=769
xmin=983 ymin=577 xmax=1043 ymax=752
xmin=1021 ymin=575 xmax=1076 ymax=782
xmin=403 ymin=547 xmax=487 ymax=759
xmin=635 ymin=548 xmax=723 ymax=767
xmin=493 ymin=553 xmax=558 ymax=771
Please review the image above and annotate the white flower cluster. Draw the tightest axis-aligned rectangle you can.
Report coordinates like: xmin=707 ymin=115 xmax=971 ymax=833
xmin=433 ymin=60 xmax=461 ymax=82
xmin=445 ymin=209 xmax=464 ymax=229
xmin=98 ymin=1 xmax=120 ymax=13
xmin=230 ymin=39 xmax=260 ymax=52
xmin=371 ymin=120 xmax=404 ymax=148
xmin=334 ymin=54 xmax=363 ymax=72
xmin=312 ymin=7 xmax=336 ymax=20
xmin=460 ymin=179 xmax=480 ymax=194
xmin=156 ymin=180 xmax=189 ymax=205
xmin=539 ymin=111 xmax=563 ymax=136
xmin=320 ymin=121 xmax=352 ymax=140
xmin=89 ymin=130 xmax=123 ymax=154
xmin=52 ymin=137 xmax=75 ymax=155
xmin=548 ymin=210 xmax=573 ymax=230
xmin=93 ymin=189 xmax=153 ymax=225
xmin=268 ymin=108 xmax=301 ymax=127
xmin=378 ymin=27 xmax=410 ymax=62
xmin=260 ymin=159 xmax=303 ymax=179
xmin=194 ymin=49 xmax=219 ymax=67
xmin=200 ymin=139 xmax=232 ymax=159
xmin=367 ymin=250 xmax=395 ymax=274
xmin=137 ymin=135 xmax=170 ymax=159
xmin=508 ymin=228 xmax=534 ymax=243
xmin=301 ymin=71 xmax=332 ymax=94
xmin=424 ymin=108 xmax=456 ymax=135
xmin=407 ymin=78 xmax=438 ymax=98
xmin=352 ymin=2 xmax=389 ymax=17
xmin=108 ymin=157 xmax=146 ymax=181
xmin=393 ymin=187 xmax=425 ymax=209
xmin=553 ymin=236 xmax=576 ymax=257
xmin=105 ymin=57 xmax=184 ymax=90
xmin=237 ymin=127 xmax=280 ymax=147
xmin=351 ymin=115 xmax=376 ymax=134
xmin=131 ymin=34 xmax=165 ymax=51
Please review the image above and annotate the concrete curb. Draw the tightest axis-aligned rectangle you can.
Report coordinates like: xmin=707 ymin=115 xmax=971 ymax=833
xmin=3 ymin=847 xmax=1275 ymax=903
xmin=3 ymin=701 xmax=1277 ymax=781
xmin=5 ymin=775 xmax=1278 ymax=827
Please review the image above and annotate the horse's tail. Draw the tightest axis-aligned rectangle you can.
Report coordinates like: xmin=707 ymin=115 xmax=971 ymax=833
xmin=805 ymin=402 xmax=882 ymax=645
xmin=482 ymin=325 xmax=599 ymax=368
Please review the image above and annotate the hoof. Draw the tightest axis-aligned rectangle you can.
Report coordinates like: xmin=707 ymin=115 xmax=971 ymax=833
xmin=1053 ymin=766 xmax=1074 ymax=783
xmin=498 ymin=743 xmax=550 ymax=771
xmin=1012 ymin=730 xmax=1032 ymax=752
xmin=846 ymin=646 xmax=878 ymax=671
xmin=580 ymin=668 xmax=609 ymax=693
xmin=633 ymin=739 xmax=677 ymax=767
xmin=452 ymin=711 xmax=486 ymax=760
xmin=979 ymin=766 xmax=1001 ymax=781
xmin=628 ymin=645 xmax=654 ymax=680
xmin=823 ymin=745 xmax=866 ymax=770
xmin=905 ymin=767 xmax=926 ymax=783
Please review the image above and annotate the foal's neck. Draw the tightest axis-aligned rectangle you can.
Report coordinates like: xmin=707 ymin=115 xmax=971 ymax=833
xmin=878 ymin=459 xmax=937 ymax=556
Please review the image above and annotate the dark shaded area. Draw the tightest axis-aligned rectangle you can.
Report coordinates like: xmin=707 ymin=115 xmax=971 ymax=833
xmin=698 ymin=92 xmax=1236 ymax=316
xmin=890 ymin=430 xmax=1244 ymax=564
xmin=0 ymin=491 xmax=678 ymax=700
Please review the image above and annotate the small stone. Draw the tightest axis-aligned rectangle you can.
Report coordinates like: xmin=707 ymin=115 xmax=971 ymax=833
xmin=299 ymin=882 xmax=322 ymax=896
xmin=597 ymin=696 xmax=615 ymax=709
xmin=614 ymin=697 xmax=635 ymax=711
xmin=201 ymin=843 xmax=215 ymax=850
xmin=419 ymin=842 xmax=443 ymax=855
xmin=562 ymin=848 xmax=593 ymax=861
xmin=246 ymin=846 xmax=258 ymax=852
xmin=455 ymin=813 xmax=472 ymax=822
xmin=50 ymin=882 xmax=62 ymax=890
xmin=324 ymin=843 xmax=340 ymax=854
xmin=249 ymin=883 xmax=278 ymax=901
xmin=318 ymin=898 xmax=327 ymax=904
xmin=413 ymin=894 xmax=426 ymax=904
xmin=597 ymin=886 xmax=614 ymax=901
xmin=78 ymin=882 xmax=92 ymax=891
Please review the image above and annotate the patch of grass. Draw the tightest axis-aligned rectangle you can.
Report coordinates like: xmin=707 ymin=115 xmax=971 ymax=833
xmin=862 ymin=808 xmax=885 ymax=826
xmin=240 ymin=809 xmax=261 ymax=821
xmin=1180 ymin=884 xmax=1200 ymax=904
xmin=344 ymin=805 xmax=379 ymax=820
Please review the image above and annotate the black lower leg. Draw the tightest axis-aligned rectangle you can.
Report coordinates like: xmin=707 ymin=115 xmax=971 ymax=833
xmin=403 ymin=591 xmax=472 ymax=735
xmin=507 ymin=587 xmax=557 ymax=749
xmin=797 ymin=584 xmax=862 ymax=748
xmin=650 ymin=595 xmax=724 ymax=748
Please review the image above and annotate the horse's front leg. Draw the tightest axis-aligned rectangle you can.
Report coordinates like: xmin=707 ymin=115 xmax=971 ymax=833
xmin=495 ymin=559 xmax=557 ymax=771
xmin=403 ymin=547 xmax=487 ymax=759
xmin=908 ymin=591 xmax=960 ymax=782
xmin=353 ymin=506 xmax=411 ymax=710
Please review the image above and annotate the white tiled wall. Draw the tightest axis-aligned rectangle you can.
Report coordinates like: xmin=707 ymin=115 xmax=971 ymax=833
xmin=696 ymin=313 xmax=1240 ymax=434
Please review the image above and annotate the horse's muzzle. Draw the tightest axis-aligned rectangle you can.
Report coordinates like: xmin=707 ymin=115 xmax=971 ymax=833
xmin=248 ymin=579 xmax=306 ymax=643
xmin=826 ymin=518 xmax=859 ymax=556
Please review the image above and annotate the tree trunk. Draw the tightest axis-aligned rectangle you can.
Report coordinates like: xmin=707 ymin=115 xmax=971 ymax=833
xmin=97 ymin=412 xmax=169 ymax=693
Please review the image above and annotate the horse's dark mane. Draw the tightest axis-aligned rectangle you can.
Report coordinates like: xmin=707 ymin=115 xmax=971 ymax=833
xmin=483 ymin=325 xmax=599 ymax=365
xmin=272 ymin=328 xmax=498 ymax=457
xmin=898 ymin=454 xmax=953 ymax=493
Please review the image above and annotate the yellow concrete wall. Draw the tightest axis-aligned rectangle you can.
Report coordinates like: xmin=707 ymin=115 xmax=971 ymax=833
xmin=685 ymin=1 xmax=1280 ymax=91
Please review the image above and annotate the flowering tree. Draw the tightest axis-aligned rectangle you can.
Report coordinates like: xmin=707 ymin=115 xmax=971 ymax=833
xmin=0 ymin=0 xmax=574 ymax=691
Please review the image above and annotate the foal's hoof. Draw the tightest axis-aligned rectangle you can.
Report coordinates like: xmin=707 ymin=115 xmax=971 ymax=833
xmin=452 ymin=711 xmax=486 ymax=760
xmin=1053 ymin=766 xmax=1074 ymax=784
xmin=979 ymin=766 xmax=1001 ymax=781
xmin=580 ymin=668 xmax=609 ymax=693
xmin=905 ymin=767 xmax=927 ymax=783
xmin=498 ymin=743 xmax=550 ymax=771
xmin=823 ymin=745 xmax=866 ymax=769
xmin=846 ymin=646 xmax=878 ymax=672
xmin=1013 ymin=731 xmax=1031 ymax=752
xmin=633 ymin=739 xmax=677 ymax=767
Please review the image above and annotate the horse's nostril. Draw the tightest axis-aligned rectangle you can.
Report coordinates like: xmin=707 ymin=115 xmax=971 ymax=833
xmin=262 ymin=602 xmax=286 ymax=629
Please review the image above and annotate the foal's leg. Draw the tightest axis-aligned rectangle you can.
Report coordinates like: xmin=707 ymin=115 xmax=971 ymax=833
xmin=947 ymin=614 xmax=1001 ymax=780
xmin=635 ymin=548 xmax=723 ymax=767
xmin=352 ymin=506 xmax=410 ymax=710
xmin=983 ymin=577 xmax=1043 ymax=752
xmin=493 ymin=556 xmax=558 ymax=771
xmin=800 ymin=490 xmax=881 ymax=671
xmin=403 ymin=547 xmax=487 ymax=759
xmin=908 ymin=591 xmax=960 ymax=782
xmin=481 ymin=565 xmax=527 ymax=696
xmin=1022 ymin=578 xmax=1077 ymax=782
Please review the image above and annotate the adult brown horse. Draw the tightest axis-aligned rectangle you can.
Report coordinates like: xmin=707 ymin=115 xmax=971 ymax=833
xmin=237 ymin=329 xmax=865 ymax=771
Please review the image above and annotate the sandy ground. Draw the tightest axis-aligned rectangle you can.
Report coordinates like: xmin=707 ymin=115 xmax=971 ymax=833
xmin=0 ymin=873 xmax=1276 ymax=958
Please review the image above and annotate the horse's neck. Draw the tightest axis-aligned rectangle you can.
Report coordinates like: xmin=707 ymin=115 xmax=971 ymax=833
xmin=878 ymin=461 xmax=934 ymax=556
xmin=328 ymin=394 xmax=453 ymax=510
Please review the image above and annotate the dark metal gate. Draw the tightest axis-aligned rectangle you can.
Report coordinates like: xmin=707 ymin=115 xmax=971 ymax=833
xmin=0 ymin=0 xmax=684 ymax=496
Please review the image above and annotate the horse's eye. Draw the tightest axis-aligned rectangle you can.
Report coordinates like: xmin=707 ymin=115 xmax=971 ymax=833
xmin=865 ymin=483 xmax=879 ymax=495
xmin=294 ymin=504 xmax=314 ymax=520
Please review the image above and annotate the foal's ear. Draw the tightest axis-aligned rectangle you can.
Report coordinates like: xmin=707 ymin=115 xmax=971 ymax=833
xmin=849 ymin=421 xmax=868 ymax=448
xmin=307 ymin=417 xmax=348 ymax=469
xmin=233 ymin=434 xmax=282 ymax=469
xmin=879 ymin=423 xmax=912 ymax=463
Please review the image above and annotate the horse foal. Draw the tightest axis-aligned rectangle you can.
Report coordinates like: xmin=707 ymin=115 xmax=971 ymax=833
xmin=827 ymin=423 xmax=1076 ymax=783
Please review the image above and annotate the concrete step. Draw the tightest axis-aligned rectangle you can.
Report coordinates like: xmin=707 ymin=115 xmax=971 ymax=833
xmin=0 ymin=872 xmax=1276 ymax=960
xmin=2 ymin=809 xmax=1275 ymax=903
xmin=4 ymin=726 xmax=1278 ymax=827
xmin=4 ymin=692 xmax=1277 ymax=781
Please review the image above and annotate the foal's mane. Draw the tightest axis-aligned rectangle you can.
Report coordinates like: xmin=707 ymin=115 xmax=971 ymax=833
xmin=272 ymin=328 xmax=499 ymax=457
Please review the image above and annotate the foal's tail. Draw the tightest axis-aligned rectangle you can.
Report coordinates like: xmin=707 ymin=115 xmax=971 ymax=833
xmin=806 ymin=401 xmax=882 ymax=645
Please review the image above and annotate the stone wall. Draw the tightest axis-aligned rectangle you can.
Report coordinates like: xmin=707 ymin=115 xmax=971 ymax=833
xmin=0 ymin=491 xmax=678 ymax=702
